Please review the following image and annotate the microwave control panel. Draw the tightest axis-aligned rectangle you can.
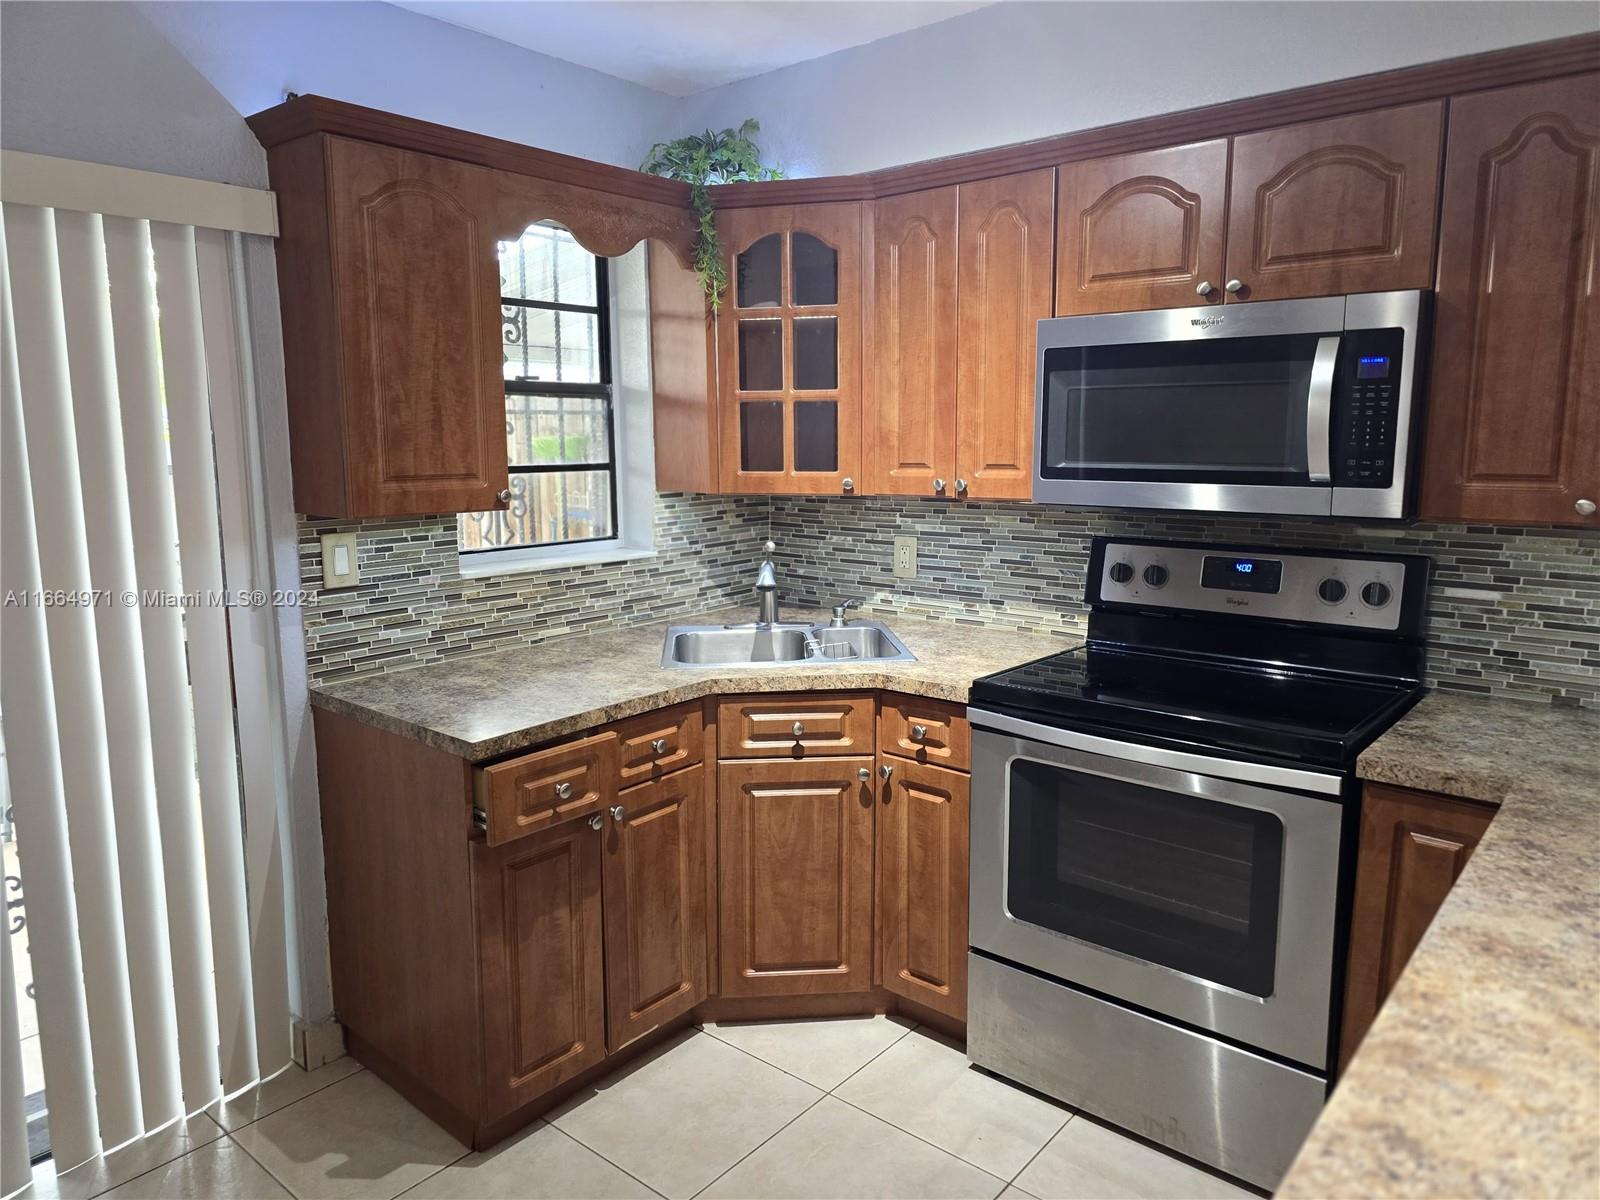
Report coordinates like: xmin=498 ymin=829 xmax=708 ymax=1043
xmin=1333 ymin=328 xmax=1405 ymax=488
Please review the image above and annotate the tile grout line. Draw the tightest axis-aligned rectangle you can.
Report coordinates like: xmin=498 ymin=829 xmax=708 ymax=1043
xmin=207 ymin=1059 xmax=367 ymax=1136
xmin=823 ymin=1090 xmax=1012 ymax=1191
xmin=76 ymin=1126 xmax=233 ymax=1200
xmin=696 ymin=1014 xmax=915 ymax=1097
xmin=688 ymin=1090 xmax=831 ymax=1200
xmin=543 ymin=1119 xmax=668 ymax=1199
xmin=1005 ymin=1110 xmax=1075 ymax=1188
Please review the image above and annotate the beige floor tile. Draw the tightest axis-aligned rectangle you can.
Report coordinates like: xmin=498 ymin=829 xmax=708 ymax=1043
xmin=700 ymin=1014 xmax=913 ymax=1090
xmin=399 ymin=1121 xmax=655 ymax=1200
xmin=100 ymin=1138 xmax=292 ymax=1199
xmin=549 ymin=1030 xmax=820 ymax=1199
xmin=999 ymin=1188 xmax=1038 ymax=1199
xmin=207 ymin=1058 xmax=365 ymax=1132
xmin=700 ymin=1096 xmax=1004 ymax=1200
xmin=17 ymin=1114 xmax=226 ymax=1200
xmin=834 ymin=1027 xmax=1068 ymax=1179
xmin=1014 ymin=1117 xmax=1255 ymax=1200
xmin=230 ymin=1070 xmax=466 ymax=1200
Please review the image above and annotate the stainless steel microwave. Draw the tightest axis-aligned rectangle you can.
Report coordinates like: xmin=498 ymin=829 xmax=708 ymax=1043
xmin=1033 ymin=291 xmax=1427 ymax=519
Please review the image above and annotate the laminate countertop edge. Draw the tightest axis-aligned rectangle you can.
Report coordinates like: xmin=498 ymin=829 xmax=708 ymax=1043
xmin=1279 ymin=692 xmax=1600 ymax=1199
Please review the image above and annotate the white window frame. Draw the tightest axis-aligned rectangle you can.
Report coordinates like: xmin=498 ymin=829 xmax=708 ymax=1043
xmin=458 ymin=239 xmax=657 ymax=577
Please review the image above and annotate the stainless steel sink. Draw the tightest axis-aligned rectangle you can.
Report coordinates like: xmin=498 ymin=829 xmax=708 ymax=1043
xmin=661 ymin=620 xmax=915 ymax=669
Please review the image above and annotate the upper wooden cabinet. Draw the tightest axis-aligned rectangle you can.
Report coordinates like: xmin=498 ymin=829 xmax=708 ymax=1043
xmin=1225 ymin=102 xmax=1443 ymax=302
xmin=1421 ymin=74 xmax=1600 ymax=527
xmin=716 ymin=203 xmax=864 ymax=494
xmin=865 ymin=170 xmax=1054 ymax=499
xmin=1056 ymin=140 xmax=1229 ymax=315
xmin=867 ymin=187 xmax=960 ymax=496
xmin=268 ymin=134 xmax=510 ymax=517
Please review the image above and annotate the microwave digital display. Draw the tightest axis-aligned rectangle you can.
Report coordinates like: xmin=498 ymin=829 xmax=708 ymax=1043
xmin=1201 ymin=555 xmax=1283 ymax=594
xmin=1356 ymin=355 xmax=1391 ymax=379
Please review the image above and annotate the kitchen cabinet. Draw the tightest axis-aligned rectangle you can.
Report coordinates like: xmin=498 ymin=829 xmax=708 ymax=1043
xmin=603 ymin=764 xmax=710 ymax=1050
xmin=717 ymin=693 xmax=876 ymax=758
xmin=875 ymin=755 xmax=970 ymax=1021
xmin=474 ymin=730 xmax=618 ymax=847
xmin=1420 ymin=73 xmax=1600 ymax=527
xmin=1339 ymin=782 xmax=1495 ymax=1072
xmin=1224 ymin=102 xmax=1443 ymax=302
xmin=1055 ymin=140 xmax=1230 ymax=315
xmin=865 ymin=171 xmax=1054 ymax=499
xmin=716 ymin=203 xmax=864 ymax=494
xmin=716 ymin=757 xmax=876 ymax=996
xmin=266 ymin=134 xmax=510 ymax=518
xmin=475 ymin=816 xmax=608 ymax=1118
xmin=879 ymin=694 xmax=971 ymax=771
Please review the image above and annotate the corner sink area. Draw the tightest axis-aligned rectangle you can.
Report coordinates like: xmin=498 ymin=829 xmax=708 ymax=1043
xmin=661 ymin=620 xmax=916 ymax=668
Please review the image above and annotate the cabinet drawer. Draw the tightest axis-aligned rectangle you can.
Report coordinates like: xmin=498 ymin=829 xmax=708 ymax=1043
xmin=717 ymin=693 xmax=875 ymax=758
xmin=613 ymin=702 xmax=705 ymax=787
xmin=474 ymin=731 xmax=618 ymax=846
xmin=880 ymin=695 xmax=970 ymax=771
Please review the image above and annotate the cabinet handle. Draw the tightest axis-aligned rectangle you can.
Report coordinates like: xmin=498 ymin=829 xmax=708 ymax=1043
xmin=588 ymin=814 xmax=603 ymax=831
xmin=911 ymin=724 xmax=928 ymax=741
xmin=842 ymin=477 xmax=854 ymax=492
xmin=955 ymin=478 xmax=968 ymax=494
xmin=610 ymin=805 xmax=626 ymax=821
xmin=792 ymin=720 xmax=805 ymax=738
xmin=1577 ymin=498 xmax=1596 ymax=516
xmin=933 ymin=478 xmax=946 ymax=493
xmin=554 ymin=781 xmax=573 ymax=800
xmin=496 ymin=488 xmax=512 ymax=503
xmin=1224 ymin=279 xmax=1244 ymax=294
xmin=651 ymin=738 xmax=668 ymax=754
xmin=1195 ymin=280 xmax=1214 ymax=296
xmin=879 ymin=763 xmax=894 ymax=780
xmin=858 ymin=767 xmax=870 ymax=781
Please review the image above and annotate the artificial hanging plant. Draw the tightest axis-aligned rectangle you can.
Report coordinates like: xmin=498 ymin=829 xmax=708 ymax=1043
xmin=641 ymin=119 xmax=783 ymax=310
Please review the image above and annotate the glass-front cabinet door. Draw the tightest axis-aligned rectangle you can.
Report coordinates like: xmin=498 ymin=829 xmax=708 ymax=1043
xmin=716 ymin=203 xmax=862 ymax=493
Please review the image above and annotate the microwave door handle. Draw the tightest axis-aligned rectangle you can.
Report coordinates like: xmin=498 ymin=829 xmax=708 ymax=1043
xmin=1306 ymin=336 xmax=1340 ymax=484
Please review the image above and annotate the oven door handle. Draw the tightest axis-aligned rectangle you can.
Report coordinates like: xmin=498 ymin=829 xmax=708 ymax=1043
xmin=967 ymin=707 xmax=1344 ymax=796
xmin=1306 ymin=335 xmax=1340 ymax=484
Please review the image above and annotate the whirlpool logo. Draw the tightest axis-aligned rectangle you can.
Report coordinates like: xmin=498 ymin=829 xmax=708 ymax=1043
xmin=1191 ymin=315 xmax=1225 ymax=329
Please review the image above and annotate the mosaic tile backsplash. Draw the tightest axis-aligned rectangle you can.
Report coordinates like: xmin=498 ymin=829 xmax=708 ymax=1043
xmin=299 ymin=493 xmax=1598 ymax=708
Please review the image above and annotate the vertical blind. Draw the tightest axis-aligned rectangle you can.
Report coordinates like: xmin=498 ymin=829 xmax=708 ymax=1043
xmin=1 ymin=201 xmax=293 ymax=1191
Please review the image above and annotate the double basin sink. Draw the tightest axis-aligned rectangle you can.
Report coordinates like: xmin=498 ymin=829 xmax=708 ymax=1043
xmin=662 ymin=619 xmax=916 ymax=669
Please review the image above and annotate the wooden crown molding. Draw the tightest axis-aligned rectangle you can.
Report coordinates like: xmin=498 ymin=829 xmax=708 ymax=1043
xmin=709 ymin=31 xmax=1600 ymax=206
xmin=246 ymin=94 xmax=691 ymax=207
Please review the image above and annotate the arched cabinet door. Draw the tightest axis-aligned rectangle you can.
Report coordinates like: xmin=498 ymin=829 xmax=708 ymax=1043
xmin=1056 ymin=140 xmax=1228 ymax=315
xmin=325 ymin=136 xmax=509 ymax=516
xmin=1224 ymin=102 xmax=1443 ymax=302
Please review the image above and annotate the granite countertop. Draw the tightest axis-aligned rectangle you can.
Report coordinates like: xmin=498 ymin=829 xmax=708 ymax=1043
xmin=1280 ymin=692 xmax=1600 ymax=1199
xmin=308 ymin=607 xmax=1075 ymax=760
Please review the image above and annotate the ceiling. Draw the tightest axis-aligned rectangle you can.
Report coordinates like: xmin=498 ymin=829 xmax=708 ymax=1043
xmin=389 ymin=1 xmax=995 ymax=96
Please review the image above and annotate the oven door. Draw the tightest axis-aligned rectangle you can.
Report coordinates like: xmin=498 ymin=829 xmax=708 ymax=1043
xmin=969 ymin=714 xmax=1343 ymax=1069
xmin=1033 ymin=296 xmax=1344 ymax=516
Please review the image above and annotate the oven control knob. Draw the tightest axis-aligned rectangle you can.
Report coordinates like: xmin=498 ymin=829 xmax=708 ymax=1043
xmin=1108 ymin=561 xmax=1135 ymax=584
xmin=1360 ymin=581 xmax=1393 ymax=608
xmin=1142 ymin=564 xmax=1169 ymax=588
xmin=1317 ymin=578 xmax=1347 ymax=604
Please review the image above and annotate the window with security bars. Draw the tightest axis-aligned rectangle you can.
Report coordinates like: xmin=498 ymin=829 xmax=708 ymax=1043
xmin=459 ymin=222 xmax=617 ymax=555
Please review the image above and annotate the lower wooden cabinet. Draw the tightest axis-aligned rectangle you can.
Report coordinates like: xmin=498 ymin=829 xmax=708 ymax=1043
xmin=1339 ymin=781 xmax=1495 ymax=1071
xmin=717 ymin=757 xmax=876 ymax=996
xmin=875 ymin=756 xmax=970 ymax=1020
xmin=602 ymin=765 xmax=710 ymax=1050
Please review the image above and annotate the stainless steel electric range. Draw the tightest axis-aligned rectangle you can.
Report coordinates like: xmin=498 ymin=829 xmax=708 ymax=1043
xmin=965 ymin=536 xmax=1430 ymax=1191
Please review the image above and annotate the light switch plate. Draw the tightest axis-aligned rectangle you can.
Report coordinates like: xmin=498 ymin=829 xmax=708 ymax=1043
xmin=319 ymin=532 xmax=360 ymax=589
xmin=893 ymin=536 xmax=918 ymax=579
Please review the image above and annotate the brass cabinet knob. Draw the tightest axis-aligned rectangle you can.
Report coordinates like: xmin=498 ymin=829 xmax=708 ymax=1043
xmin=933 ymin=478 xmax=946 ymax=493
xmin=588 ymin=814 xmax=603 ymax=831
xmin=497 ymin=488 xmax=512 ymax=503
xmin=858 ymin=767 xmax=871 ymax=781
xmin=955 ymin=478 xmax=968 ymax=494
xmin=879 ymin=763 xmax=894 ymax=780
xmin=554 ymin=781 xmax=573 ymax=800
xmin=1576 ymin=498 xmax=1596 ymax=516
xmin=1224 ymin=279 xmax=1244 ymax=294
xmin=1195 ymin=280 xmax=1214 ymax=296
xmin=610 ymin=805 xmax=626 ymax=821
xmin=651 ymin=738 xmax=668 ymax=754
xmin=842 ymin=477 xmax=854 ymax=492
xmin=792 ymin=720 xmax=805 ymax=738
xmin=911 ymin=724 xmax=928 ymax=741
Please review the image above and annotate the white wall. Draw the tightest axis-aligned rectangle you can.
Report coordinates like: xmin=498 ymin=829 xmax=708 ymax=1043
xmin=677 ymin=1 xmax=1600 ymax=178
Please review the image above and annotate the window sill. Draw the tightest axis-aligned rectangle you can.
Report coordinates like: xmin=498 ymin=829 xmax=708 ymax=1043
xmin=456 ymin=542 xmax=657 ymax=579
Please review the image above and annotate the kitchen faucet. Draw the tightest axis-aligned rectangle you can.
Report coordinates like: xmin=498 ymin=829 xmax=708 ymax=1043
xmin=754 ymin=540 xmax=780 ymax=627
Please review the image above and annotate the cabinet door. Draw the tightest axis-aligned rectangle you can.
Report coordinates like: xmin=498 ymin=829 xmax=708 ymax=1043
xmin=1421 ymin=74 xmax=1600 ymax=527
xmin=717 ymin=758 xmax=875 ymax=996
xmin=1224 ymin=103 xmax=1443 ymax=302
xmin=1055 ymin=140 xmax=1228 ymax=315
xmin=474 ymin=817 xmax=607 ymax=1119
xmin=717 ymin=204 xmax=863 ymax=495
xmin=327 ymin=136 xmax=509 ymax=515
xmin=1339 ymin=783 xmax=1494 ymax=1072
xmin=602 ymin=765 xmax=709 ymax=1051
xmin=875 ymin=756 xmax=969 ymax=1021
xmin=955 ymin=170 xmax=1054 ymax=499
xmin=867 ymin=187 xmax=959 ymax=496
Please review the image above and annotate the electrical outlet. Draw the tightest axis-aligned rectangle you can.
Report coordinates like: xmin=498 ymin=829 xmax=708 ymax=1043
xmin=892 ymin=536 xmax=918 ymax=579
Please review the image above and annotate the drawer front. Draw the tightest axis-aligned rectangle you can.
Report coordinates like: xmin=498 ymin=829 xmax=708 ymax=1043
xmin=476 ymin=731 xmax=618 ymax=846
xmin=880 ymin=695 xmax=970 ymax=771
xmin=613 ymin=702 xmax=705 ymax=787
xmin=718 ymin=693 xmax=876 ymax=758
